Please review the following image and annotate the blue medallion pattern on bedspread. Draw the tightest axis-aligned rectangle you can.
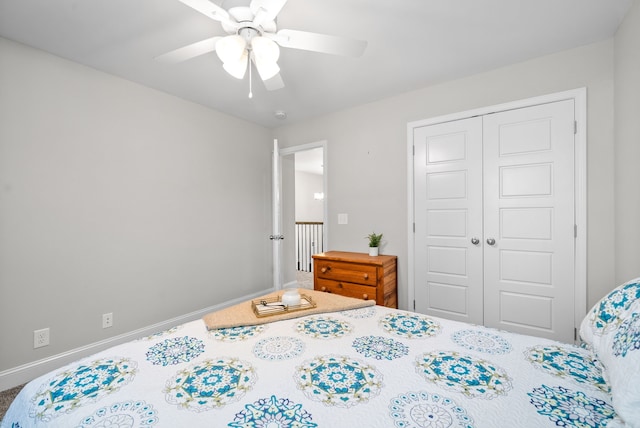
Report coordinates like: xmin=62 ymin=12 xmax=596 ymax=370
xmin=228 ymin=395 xmax=317 ymax=427
xmin=389 ymin=391 xmax=474 ymax=428
xmin=415 ymin=351 xmax=512 ymax=398
xmin=77 ymin=400 xmax=158 ymax=427
xmin=341 ymin=306 xmax=377 ymax=319
xmin=352 ymin=335 xmax=409 ymax=360
xmin=146 ymin=336 xmax=205 ymax=366
xmin=253 ymin=336 xmax=305 ymax=361
xmin=451 ymin=329 xmax=512 ymax=354
xmin=28 ymin=357 xmax=137 ymax=422
xmin=524 ymin=345 xmax=609 ymax=393
xmin=295 ymin=316 xmax=352 ymax=339
xmin=294 ymin=354 xmax=383 ymax=407
xmin=380 ymin=313 xmax=441 ymax=338
xmin=2 ymin=305 xmax=619 ymax=427
xmin=528 ymin=385 xmax=615 ymax=427
xmin=164 ymin=357 xmax=256 ymax=411
xmin=209 ymin=325 xmax=266 ymax=342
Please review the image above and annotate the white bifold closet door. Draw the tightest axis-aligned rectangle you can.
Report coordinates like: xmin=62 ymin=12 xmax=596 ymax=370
xmin=414 ymin=99 xmax=576 ymax=342
xmin=414 ymin=117 xmax=484 ymax=325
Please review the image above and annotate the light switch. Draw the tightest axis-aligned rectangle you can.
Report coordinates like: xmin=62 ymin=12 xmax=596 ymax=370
xmin=338 ymin=213 xmax=348 ymax=224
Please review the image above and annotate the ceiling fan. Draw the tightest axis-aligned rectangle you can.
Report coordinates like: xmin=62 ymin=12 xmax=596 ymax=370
xmin=157 ymin=0 xmax=367 ymax=93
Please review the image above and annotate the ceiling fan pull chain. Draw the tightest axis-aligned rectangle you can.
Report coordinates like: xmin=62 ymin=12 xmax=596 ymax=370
xmin=248 ymin=55 xmax=253 ymax=99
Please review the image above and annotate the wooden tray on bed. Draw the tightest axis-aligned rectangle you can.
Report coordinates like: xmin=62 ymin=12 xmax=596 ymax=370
xmin=251 ymin=294 xmax=316 ymax=318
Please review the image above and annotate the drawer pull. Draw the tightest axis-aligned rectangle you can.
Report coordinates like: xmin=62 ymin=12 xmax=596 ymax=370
xmin=337 ymin=283 xmax=343 ymax=288
xmin=363 ymin=294 xmax=369 ymax=300
xmin=363 ymin=273 xmax=369 ymax=280
xmin=321 ymin=266 xmax=331 ymax=273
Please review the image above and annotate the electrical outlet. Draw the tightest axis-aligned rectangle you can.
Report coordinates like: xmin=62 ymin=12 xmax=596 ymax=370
xmin=102 ymin=312 xmax=113 ymax=328
xmin=34 ymin=328 xmax=50 ymax=348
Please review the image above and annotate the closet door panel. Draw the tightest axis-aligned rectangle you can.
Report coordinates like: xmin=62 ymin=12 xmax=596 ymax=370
xmin=413 ymin=117 xmax=483 ymax=324
xmin=483 ymin=100 xmax=575 ymax=342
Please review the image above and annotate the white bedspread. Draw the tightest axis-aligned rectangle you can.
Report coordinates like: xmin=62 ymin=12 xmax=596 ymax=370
xmin=1 ymin=305 xmax=614 ymax=427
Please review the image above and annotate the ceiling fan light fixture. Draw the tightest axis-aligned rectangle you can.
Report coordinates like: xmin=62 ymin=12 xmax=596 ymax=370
xmin=254 ymin=57 xmax=280 ymax=81
xmin=251 ymin=36 xmax=280 ymax=80
xmin=251 ymin=36 xmax=280 ymax=63
xmin=223 ymin=50 xmax=248 ymax=79
xmin=216 ymin=35 xmax=246 ymax=64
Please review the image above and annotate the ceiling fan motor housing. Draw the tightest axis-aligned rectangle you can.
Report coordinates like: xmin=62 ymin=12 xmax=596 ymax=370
xmin=224 ymin=6 xmax=277 ymax=35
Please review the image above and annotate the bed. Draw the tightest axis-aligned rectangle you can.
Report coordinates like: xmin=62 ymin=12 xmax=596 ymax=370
xmin=2 ymin=279 xmax=639 ymax=428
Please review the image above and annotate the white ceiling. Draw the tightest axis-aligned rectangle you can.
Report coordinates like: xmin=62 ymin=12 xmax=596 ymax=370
xmin=0 ymin=0 xmax=631 ymax=128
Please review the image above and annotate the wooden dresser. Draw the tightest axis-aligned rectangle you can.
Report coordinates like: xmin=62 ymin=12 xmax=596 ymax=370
xmin=312 ymin=251 xmax=397 ymax=308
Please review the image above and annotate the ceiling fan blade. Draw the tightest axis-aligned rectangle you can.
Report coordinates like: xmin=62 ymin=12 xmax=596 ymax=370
xmin=250 ymin=0 xmax=288 ymax=25
xmin=274 ymin=29 xmax=367 ymax=57
xmin=178 ymin=0 xmax=239 ymax=30
xmin=262 ymin=73 xmax=285 ymax=91
xmin=155 ymin=37 xmax=222 ymax=63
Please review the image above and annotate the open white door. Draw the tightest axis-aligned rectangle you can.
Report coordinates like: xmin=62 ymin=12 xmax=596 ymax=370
xmin=271 ymin=139 xmax=284 ymax=290
xmin=277 ymin=141 xmax=328 ymax=290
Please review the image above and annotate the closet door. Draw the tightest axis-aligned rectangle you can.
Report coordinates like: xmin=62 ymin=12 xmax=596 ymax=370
xmin=482 ymin=100 xmax=575 ymax=342
xmin=413 ymin=117 xmax=483 ymax=324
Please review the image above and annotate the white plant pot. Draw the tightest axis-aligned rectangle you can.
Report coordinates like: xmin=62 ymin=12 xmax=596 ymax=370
xmin=369 ymin=247 xmax=379 ymax=256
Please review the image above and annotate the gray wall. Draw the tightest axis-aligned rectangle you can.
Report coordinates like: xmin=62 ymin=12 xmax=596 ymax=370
xmin=614 ymin=0 xmax=640 ymax=284
xmin=295 ymin=171 xmax=324 ymax=222
xmin=274 ymin=39 xmax=620 ymax=311
xmin=0 ymin=38 xmax=272 ymax=372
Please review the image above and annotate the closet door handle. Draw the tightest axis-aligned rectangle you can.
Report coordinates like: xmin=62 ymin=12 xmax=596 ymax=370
xmin=486 ymin=238 xmax=496 ymax=246
xmin=471 ymin=237 xmax=480 ymax=245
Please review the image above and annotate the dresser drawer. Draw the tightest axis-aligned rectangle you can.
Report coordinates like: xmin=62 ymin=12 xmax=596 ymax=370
xmin=315 ymin=278 xmax=375 ymax=301
xmin=312 ymin=251 xmax=397 ymax=308
xmin=314 ymin=260 xmax=377 ymax=286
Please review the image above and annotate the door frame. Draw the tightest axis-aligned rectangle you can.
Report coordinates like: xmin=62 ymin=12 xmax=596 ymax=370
xmin=406 ymin=88 xmax=587 ymax=333
xmin=276 ymin=140 xmax=328 ymax=288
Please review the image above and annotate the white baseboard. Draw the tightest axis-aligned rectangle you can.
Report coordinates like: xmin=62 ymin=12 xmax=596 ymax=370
xmin=0 ymin=288 xmax=274 ymax=392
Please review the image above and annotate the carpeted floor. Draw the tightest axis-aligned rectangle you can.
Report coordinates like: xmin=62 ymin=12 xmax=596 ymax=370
xmin=296 ymin=270 xmax=313 ymax=289
xmin=0 ymin=384 xmax=24 ymax=421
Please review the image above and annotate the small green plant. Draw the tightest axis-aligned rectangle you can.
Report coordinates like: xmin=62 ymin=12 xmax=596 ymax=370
xmin=366 ymin=232 xmax=383 ymax=248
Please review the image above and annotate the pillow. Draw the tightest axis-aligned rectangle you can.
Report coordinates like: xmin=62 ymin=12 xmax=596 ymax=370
xmin=579 ymin=278 xmax=640 ymax=427
xmin=579 ymin=278 xmax=640 ymax=350
xmin=601 ymin=300 xmax=640 ymax=428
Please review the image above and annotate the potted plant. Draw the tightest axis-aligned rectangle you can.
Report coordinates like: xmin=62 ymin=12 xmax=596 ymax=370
xmin=366 ymin=232 xmax=383 ymax=256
